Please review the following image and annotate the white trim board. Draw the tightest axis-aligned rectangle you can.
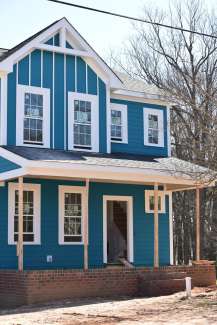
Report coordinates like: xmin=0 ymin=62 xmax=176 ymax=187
xmin=103 ymin=195 xmax=134 ymax=264
xmin=8 ymin=182 xmax=41 ymax=245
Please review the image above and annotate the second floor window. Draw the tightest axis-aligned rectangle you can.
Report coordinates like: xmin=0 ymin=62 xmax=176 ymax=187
xmin=148 ymin=114 xmax=159 ymax=144
xmin=110 ymin=103 xmax=128 ymax=144
xmin=68 ymin=92 xmax=99 ymax=152
xmin=16 ymin=85 xmax=50 ymax=148
xmin=144 ymin=108 xmax=164 ymax=147
xmin=74 ymin=100 xmax=91 ymax=149
xmin=24 ymin=93 xmax=43 ymax=144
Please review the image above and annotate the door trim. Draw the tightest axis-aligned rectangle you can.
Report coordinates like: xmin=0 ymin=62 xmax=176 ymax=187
xmin=103 ymin=195 xmax=134 ymax=264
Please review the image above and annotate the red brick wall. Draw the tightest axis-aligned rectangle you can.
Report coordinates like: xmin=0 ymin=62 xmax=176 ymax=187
xmin=0 ymin=265 xmax=215 ymax=308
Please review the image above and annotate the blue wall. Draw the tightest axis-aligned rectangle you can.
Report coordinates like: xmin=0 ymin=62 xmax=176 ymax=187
xmin=6 ymin=50 xmax=107 ymax=152
xmin=111 ymin=99 xmax=168 ymax=157
xmin=0 ymin=179 xmax=170 ymax=270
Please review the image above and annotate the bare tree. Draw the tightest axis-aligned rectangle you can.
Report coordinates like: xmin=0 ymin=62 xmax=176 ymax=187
xmin=113 ymin=0 xmax=217 ymax=263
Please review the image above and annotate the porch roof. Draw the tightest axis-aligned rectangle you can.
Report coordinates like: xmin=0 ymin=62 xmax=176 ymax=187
xmin=0 ymin=146 xmax=215 ymax=190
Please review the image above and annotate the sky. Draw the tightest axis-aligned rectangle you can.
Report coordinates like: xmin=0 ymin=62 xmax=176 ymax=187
xmin=0 ymin=0 xmax=217 ymax=60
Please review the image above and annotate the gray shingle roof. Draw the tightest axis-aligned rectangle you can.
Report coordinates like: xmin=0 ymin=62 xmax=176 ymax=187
xmin=3 ymin=146 xmax=209 ymax=179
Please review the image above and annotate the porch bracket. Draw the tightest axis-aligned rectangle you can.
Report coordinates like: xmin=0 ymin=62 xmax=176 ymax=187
xmin=154 ymin=183 xmax=159 ymax=268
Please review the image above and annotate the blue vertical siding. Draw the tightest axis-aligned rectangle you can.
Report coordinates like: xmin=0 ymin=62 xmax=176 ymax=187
xmin=18 ymin=55 xmax=29 ymax=85
xmin=66 ymin=55 xmax=75 ymax=149
xmin=30 ymin=50 xmax=41 ymax=87
xmin=77 ymin=57 xmax=86 ymax=93
xmin=45 ymin=37 xmax=54 ymax=45
xmin=7 ymin=64 xmax=17 ymax=145
xmin=0 ymin=179 xmax=170 ymax=270
xmin=54 ymin=33 xmax=60 ymax=46
xmin=43 ymin=51 xmax=53 ymax=148
xmin=110 ymin=99 xmax=168 ymax=157
xmin=54 ymin=53 xmax=64 ymax=149
xmin=66 ymin=41 xmax=73 ymax=49
xmin=0 ymin=157 xmax=20 ymax=172
xmin=98 ymin=78 xmax=107 ymax=153
xmin=87 ymin=66 xmax=97 ymax=95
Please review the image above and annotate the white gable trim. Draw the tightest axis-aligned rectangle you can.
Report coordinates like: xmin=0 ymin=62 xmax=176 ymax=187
xmin=0 ymin=18 xmax=122 ymax=88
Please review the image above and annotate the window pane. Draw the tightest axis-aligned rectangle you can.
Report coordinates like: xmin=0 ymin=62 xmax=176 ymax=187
xmin=149 ymin=195 xmax=161 ymax=211
xmin=24 ymin=92 xmax=43 ymax=144
xmin=111 ymin=110 xmax=121 ymax=125
xmin=73 ymin=100 xmax=91 ymax=147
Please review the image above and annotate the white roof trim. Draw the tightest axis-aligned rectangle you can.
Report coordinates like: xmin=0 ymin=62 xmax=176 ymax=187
xmin=0 ymin=18 xmax=122 ymax=88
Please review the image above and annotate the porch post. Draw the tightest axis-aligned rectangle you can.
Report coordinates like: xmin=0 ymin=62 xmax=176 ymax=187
xmin=195 ymin=186 xmax=200 ymax=261
xmin=154 ymin=183 xmax=159 ymax=267
xmin=17 ymin=177 xmax=24 ymax=271
xmin=84 ymin=179 xmax=89 ymax=270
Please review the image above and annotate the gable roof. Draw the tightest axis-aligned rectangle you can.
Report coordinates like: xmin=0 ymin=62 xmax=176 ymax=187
xmin=0 ymin=17 xmax=122 ymax=87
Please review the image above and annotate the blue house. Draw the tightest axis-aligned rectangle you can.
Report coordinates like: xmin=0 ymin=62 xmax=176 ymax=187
xmin=0 ymin=18 xmax=211 ymax=272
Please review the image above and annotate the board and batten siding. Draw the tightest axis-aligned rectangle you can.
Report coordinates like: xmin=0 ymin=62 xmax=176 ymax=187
xmin=110 ymin=98 xmax=169 ymax=157
xmin=6 ymin=50 xmax=107 ymax=152
xmin=0 ymin=179 xmax=170 ymax=269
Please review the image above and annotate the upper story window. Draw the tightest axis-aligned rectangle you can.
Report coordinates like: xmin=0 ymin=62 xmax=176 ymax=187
xmin=144 ymin=108 xmax=164 ymax=147
xmin=110 ymin=103 xmax=128 ymax=143
xmin=59 ymin=186 xmax=85 ymax=244
xmin=68 ymin=92 xmax=99 ymax=152
xmin=24 ymin=93 xmax=43 ymax=144
xmin=16 ymin=85 xmax=50 ymax=148
xmin=8 ymin=183 xmax=41 ymax=245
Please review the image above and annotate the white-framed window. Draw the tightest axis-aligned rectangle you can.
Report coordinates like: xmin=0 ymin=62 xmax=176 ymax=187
xmin=16 ymin=85 xmax=50 ymax=148
xmin=58 ymin=186 xmax=86 ymax=244
xmin=110 ymin=103 xmax=128 ymax=143
xmin=143 ymin=108 xmax=164 ymax=147
xmin=8 ymin=183 xmax=41 ymax=245
xmin=145 ymin=190 xmax=165 ymax=213
xmin=68 ymin=92 xmax=99 ymax=152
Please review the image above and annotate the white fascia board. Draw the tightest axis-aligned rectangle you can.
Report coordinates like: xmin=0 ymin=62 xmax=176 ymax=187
xmin=0 ymin=147 xmax=28 ymax=167
xmin=25 ymin=161 xmax=202 ymax=186
xmin=0 ymin=18 xmax=122 ymax=88
xmin=0 ymin=167 xmax=28 ymax=181
xmin=111 ymin=91 xmax=171 ymax=106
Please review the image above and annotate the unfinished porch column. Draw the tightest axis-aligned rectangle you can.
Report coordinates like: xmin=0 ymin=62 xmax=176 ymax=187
xmin=84 ymin=179 xmax=89 ymax=270
xmin=154 ymin=183 xmax=159 ymax=267
xmin=195 ymin=186 xmax=201 ymax=261
xmin=17 ymin=177 xmax=24 ymax=271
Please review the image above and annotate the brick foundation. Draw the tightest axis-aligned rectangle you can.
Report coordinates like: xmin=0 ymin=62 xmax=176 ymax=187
xmin=0 ymin=264 xmax=215 ymax=308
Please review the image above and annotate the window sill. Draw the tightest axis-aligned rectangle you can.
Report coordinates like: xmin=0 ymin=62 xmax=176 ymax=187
xmin=111 ymin=140 xmax=128 ymax=144
xmin=58 ymin=241 xmax=84 ymax=245
xmin=144 ymin=142 xmax=164 ymax=148
xmin=8 ymin=242 xmax=41 ymax=245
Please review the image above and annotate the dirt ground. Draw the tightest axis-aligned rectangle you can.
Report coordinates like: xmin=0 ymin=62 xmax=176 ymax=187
xmin=0 ymin=287 xmax=217 ymax=325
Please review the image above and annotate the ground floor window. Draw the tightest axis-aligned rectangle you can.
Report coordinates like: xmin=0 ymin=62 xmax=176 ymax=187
xmin=59 ymin=186 xmax=85 ymax=244
xmin=145 ymin=190 xmax=165 ymax=213
xmin=8 ymin=183 xmax=41 ymax=245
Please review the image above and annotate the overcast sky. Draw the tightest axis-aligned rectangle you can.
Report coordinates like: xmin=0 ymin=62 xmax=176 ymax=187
xmin=1 ymin=0 xmax=217 ymax=59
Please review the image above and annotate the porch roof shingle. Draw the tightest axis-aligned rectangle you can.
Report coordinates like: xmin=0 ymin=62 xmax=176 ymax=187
xmin=2 ymin=146 xmax=209 ymax=179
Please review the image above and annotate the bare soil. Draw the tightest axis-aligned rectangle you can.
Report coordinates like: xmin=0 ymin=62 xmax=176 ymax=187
xmin=0 ymin=287 xmax=217 ymax=325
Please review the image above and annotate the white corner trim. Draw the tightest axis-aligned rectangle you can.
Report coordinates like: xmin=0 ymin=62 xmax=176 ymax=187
xmin=110 ymin=103 xmax=128 ymax=144
xmin=168 ymin=191 xmax=174 ymax=265
xmin=8 ymin=182 xmax=41 ymax=245
xmin=167 ymin=105 xmax=171 ymax=157
xmin=103 ymin=195 xmax=134 ymax=264
xmin=143 ymin=107 xmax=164 ymax=147
xmin=16 ymin=85 xmax=50 ymax=148
xmin=58 ymin=185 xmax=86 ymax=245
xmin=68 ymin=92 xmax=99 ymax=152
xmin=106 ymin=82 xmax=111 ymax=153
xmin=0 ymin=74 xmax=8 ymax=145
xmin=145 ymin=190 xmax=165 ymax=213
xmin=0 ymin=147 xmax=28 ymax=166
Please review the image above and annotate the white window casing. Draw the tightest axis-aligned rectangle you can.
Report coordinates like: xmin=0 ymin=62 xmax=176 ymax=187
xmin=68 ymin=92 xmax=99 ymax=152
xmin=110 ymin=103 xmax=128 ymax=144
xmin=58 ymin=185 xmax=86 ymax=245
xmin=8 ymin=182 xmax=41 ymax=245
xmin=145 ymin=190 xmax=165 ymax=213
xmin=143 ymin=108 xmax=164 ymax=147
xmin=16 ymin=85 xmax=50 ymax=148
